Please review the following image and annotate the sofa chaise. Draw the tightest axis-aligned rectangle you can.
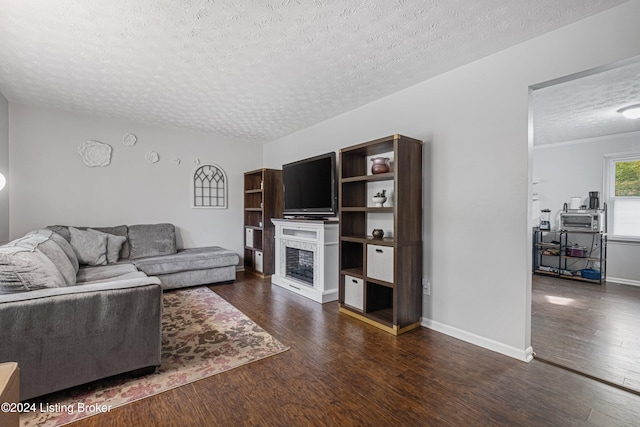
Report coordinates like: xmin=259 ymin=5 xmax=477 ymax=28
xmin=47 ymin=223 xmax=240 ymax=290
xmin=0 ymin=223 xmax=239 ymax=400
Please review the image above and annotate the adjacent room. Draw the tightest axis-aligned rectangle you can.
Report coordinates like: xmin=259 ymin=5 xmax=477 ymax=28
xmin=1 ymin=1 xmax=640 ymax=426
xmin=531 ymin=57 xmax=640 ymax=393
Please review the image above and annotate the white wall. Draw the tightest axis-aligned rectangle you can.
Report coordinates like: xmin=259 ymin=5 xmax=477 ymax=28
xmin=534 ymin=132 xmax=640 ymax=284
xmin=9 ymin=104 xmax=262 ymax=258
xmin=263 ymin=1 xmax=640 ymax=361
xmin=0 ymin=92 xmax=8 ymax=244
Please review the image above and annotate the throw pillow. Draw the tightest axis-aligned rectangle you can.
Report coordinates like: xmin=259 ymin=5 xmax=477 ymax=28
xmin=87 ymin=228 xmax=127 ymax=264
xmin=68 ymin=227 xmax=108 ymax=266
xmin=27 ymin=229 xmax=79 ymax=274
xmin=128 ymin=223 xmax=177 ymax=259
xmin=36 ymin=238 xmax=77 ymax=286
xmin=90 ymin=225 xmax=129 ymax=259
xmin=0 ymin=246 xmax=66 ymax=294
xmin=48 ymin=231 xmax=80 ymax=273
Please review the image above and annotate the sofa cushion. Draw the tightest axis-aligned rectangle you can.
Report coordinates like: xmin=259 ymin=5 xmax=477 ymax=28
xmin=19 ymin=231 xmax=76 ymax=286
xmin=26 ymin=229 xmax=79 ymax=278
xmin=48 ymin=231 xmax=79 ymax=273
xmin=0 ymin=241 xmax=66 ymax=294
xmin=132 ymin=247 xmax=239 ymax=276
xmin=47 ymin=225 xmax=130 ymax=260
xmin=88 ymin=228 xmax=127 ymax=264
xmin=128 ymin=223 xmax=177 ymax=260
xmin=69 ymin=227 xmax=108 ymax=266
xmin=75 ymin=263 xmax=139 ymax=284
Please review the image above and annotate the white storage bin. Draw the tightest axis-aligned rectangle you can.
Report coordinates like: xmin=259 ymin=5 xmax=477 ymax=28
xmin=344 ymin=275 xmax=363 ymax=310
xmin=367 ymin=244 xmax=394 ymax=283
xmin=245 ymin=228 xmax=254 ymax=248
xmin=254 ymin=251 xmax=263 ymax=273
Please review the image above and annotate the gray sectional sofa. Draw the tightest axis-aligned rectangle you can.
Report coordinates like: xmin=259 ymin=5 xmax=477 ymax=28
xmin=47 ymin=223 xmax=240 ymax=289
xmin=0 ymin=223 xmax=239 ymax=400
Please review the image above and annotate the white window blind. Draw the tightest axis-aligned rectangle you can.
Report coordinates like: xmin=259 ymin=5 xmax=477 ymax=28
xmin=611 ymin=197 xmax=640 ymax=236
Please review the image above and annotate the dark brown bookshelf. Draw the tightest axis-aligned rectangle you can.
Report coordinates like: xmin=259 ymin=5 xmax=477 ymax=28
xmin=244 ymin=168 xmax=282 ymax=277
xmin=338 ymin=134 xmax=423 ymax=335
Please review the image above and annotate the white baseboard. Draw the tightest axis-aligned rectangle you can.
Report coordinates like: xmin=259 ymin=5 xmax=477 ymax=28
xmin=421 ymin=318 xmax=533 ymax=362
xmin=606 ymin=276 xmax=640 ymax=287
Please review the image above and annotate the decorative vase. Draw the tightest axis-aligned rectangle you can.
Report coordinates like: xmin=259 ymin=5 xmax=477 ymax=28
xmin=372 ymin=196 xmax=387 ymax=207
xmin=372 ymin=229 xmax=385 ymax=239
xmin=370 ymin=157 xmax=390 ymax=174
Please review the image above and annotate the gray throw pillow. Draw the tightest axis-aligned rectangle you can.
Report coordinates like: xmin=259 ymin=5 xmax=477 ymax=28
xmin=90 ymin=225 xmax=129 ymax=259
xmin=0 ymin=245 xmax=66 ymax=294
xmin=128 ymin=223 xmax=177 ymax=259
xmin=87 ymin=228 xmax=127 ymax=264
xmin=48 ymin=231 xmax=80 ymax=273
xmin=28 ymin=229 xmax=79 ymax=274
xmin=69 ymin=227 xmax=108 ymax=266
xmin=37 ymin=239 xmax=77 ymax=286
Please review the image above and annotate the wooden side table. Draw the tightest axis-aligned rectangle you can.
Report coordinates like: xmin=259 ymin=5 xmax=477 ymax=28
xmin=0 ymin=362 xmax=20 ymax=427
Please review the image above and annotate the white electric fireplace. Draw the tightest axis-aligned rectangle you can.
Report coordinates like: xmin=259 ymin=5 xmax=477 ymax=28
xmin=271 ymin=219 xmax=338 ymax=303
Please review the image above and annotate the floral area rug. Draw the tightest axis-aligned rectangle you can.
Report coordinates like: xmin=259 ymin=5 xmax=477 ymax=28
xmin=20 ymin=286 xmax=289 ymax=427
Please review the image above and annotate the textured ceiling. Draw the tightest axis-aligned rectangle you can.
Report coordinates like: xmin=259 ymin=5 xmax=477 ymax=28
xmin=0 ymin=0 xmax=629 ymax=143
xmin=533 ymin=58 xmax=640 ymax=145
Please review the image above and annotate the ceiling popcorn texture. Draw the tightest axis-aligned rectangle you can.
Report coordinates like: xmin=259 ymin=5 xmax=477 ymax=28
xmin=533 ymin=59 xmax=640 ymax=146
xmin=0 ymin=0 xmax=628 ymax=143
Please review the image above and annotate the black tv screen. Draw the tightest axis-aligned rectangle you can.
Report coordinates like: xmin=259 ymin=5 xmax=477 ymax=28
xmin=282 ymin=152 xmax=337 ymax=217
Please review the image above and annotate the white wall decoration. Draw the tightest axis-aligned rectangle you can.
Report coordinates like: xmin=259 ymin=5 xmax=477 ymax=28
xmin=146 ymin=151 xmax=159 ymax=164
xmin=123 ymin=133 xmax=137 ymax=146
xmin=78 ymin=140 xmax=112 ymax=167
xmin=173 ymin=158 xmax=181 ymax=166
xmin=193 ymin=163 xmax=227 ymax=209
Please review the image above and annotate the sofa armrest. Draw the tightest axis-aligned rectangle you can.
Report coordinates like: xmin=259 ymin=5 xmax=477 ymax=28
xmin=0 ymin=280 xmax=163 ymax=400
xmin=0 ymin=276 xmax=161 ymax=304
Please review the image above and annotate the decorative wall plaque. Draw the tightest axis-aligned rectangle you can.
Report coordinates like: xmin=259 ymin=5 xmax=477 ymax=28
xmin=146 ymin=151 xmax=160 ymax=164
xmin=123 ymin=133 xmax=137 ymax=147
xmin=78 ymin=141 xmax=112 ymax=167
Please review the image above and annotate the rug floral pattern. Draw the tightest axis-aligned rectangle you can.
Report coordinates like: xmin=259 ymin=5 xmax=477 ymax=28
xmin=21 ymin=286 xmax=289 ymax=427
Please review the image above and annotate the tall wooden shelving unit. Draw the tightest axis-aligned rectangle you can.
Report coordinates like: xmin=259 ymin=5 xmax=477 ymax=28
xmin=338 ymin=134 xmax=423 ymax=335
xmin=244 ymin=168 xmax=282 ymax=277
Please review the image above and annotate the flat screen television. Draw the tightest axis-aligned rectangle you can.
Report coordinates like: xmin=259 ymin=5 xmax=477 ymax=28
xmin=282 ymin=152 xmax=337 ymax=218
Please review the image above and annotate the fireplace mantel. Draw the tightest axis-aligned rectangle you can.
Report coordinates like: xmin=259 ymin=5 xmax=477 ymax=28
xmin=271 ymin=219 xmax=339 ymax=303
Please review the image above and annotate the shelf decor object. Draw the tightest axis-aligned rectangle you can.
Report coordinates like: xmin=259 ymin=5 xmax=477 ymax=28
xmin=338 ymin=134 xmax=423 ymax=335
xmin=78 ymin=141 xmax=112 ymax=167
xmin=370 ymin=157 xmax=390 ymax=174
xmin=243 ymin=168 xmax=283 ymax=277
xmin=372 ymin=229 xmax=384 ymax=239
xmin=372 ymin=189 xmax=387 ymax=207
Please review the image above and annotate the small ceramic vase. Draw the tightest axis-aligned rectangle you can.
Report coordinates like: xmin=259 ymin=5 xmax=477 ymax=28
xmin=370 ymin=157 xmax=390 ymax=174
xmin=372 ymin=229 xmax=385 ymax=239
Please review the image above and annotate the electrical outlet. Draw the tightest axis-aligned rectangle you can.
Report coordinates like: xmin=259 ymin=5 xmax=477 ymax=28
xmin=422 ymin=278 xmax=431 ymax=296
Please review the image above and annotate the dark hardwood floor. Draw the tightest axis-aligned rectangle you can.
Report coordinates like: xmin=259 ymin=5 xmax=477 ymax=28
xmin=70 ymin=272 xmax=640 ymax=426
xmin=532 ymin=274 xmax=640 ymax=394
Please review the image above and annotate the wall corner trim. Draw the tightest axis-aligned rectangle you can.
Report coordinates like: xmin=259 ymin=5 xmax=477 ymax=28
xmin=421 ymin=318 xmax=533 ymax=362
